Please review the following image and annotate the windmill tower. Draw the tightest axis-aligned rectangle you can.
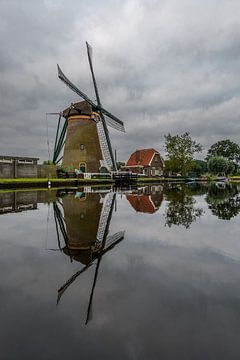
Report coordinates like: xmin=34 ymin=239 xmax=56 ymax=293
xmin=52 ymin=42 xmax=125 ymax=173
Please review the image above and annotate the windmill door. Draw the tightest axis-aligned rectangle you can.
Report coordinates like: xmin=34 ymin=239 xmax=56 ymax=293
xmin=79 ymin=163 xmax=86 ymax=173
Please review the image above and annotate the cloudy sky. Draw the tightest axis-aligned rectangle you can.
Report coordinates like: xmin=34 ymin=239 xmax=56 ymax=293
xmin=0 ymin=0 xmax=240 ymax=162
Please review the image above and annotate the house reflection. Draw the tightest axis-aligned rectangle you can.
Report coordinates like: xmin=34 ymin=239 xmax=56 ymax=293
xmin=0 ymin=191 xmax=37 ymax=214
xmin=53 ymin=189 xmax=124 ymax=324
xmin=126 ymin=185 xmax=163 ymax=214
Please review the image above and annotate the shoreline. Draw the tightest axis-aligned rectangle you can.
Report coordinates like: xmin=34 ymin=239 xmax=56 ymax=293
xmin=0 ymin=178 xmax=114 ymax=190
xmin=1 ymin=177 xmax=239 ymax=190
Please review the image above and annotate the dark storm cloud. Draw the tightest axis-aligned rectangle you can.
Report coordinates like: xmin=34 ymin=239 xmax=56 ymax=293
xmin=0 ymin=0 xmax=240 ymax=161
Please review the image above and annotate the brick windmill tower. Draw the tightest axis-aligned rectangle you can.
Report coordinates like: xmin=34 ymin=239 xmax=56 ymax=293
xmin=52 ymin=42 xmax=125 ymax=173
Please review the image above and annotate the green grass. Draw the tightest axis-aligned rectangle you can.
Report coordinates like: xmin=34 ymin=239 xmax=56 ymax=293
xmin=0 ymin=177 xmax=113 ymax=183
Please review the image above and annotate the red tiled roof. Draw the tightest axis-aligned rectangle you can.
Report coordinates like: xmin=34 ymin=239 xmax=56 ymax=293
xmin=126 ymin=194 xmax=156 ymax=214
xmin=126 ymin=148 xmax=158 ymax=167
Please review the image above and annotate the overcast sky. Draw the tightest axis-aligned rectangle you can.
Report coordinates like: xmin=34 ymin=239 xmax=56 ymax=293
xmin=0 ymin=0 xmax=240 ymax=162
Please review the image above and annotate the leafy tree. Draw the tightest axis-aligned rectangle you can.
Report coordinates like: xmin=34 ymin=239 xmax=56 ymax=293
xmin=190 ymin=159 xmax=208 ymax=176
xmin=206 ymin=139 xmax=240 ymax=163
xmin=117 ymin=161 xmax=125 ymax=170
xmin=43 ymin=160 xmax=53 ymax=165
xmin=164 ymin=132 xmax=203 ymax=176
xmin=207 ymin=156 xmax=235 ymax=176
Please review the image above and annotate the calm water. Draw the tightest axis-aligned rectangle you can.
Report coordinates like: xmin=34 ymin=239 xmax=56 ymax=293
xmin=0 ymin=183 xmax=240 ymax=360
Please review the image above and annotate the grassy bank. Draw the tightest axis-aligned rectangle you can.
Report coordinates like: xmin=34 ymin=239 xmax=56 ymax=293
xmin=0 ymin=178 xmax=114 ymax=189
xmin=2 ymin=176 xmax=238 ymax=190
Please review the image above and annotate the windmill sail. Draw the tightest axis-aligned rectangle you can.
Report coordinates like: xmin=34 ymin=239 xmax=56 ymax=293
xmin=57 ymin=64 xmax=96 ymax=109
xmin=86 ymin=42 xmax=101 ymax=107
xmin=57 ymin=64 xmax=125 ymax=132
xmin=96 ymin=192 xmax=115 ymax=241
xmin=86 ymin=42 xmax=117 ymax=171
xmin=97 ymin=121 xmax=114 ymax=170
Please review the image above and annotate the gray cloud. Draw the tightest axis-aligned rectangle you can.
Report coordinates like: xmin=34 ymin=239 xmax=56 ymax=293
xmin=0 ymin=0 xmax=240 ymax=162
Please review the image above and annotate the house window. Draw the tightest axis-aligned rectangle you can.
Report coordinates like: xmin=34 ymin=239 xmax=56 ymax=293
xmin=80 ymin=144 xmax=85 ymax=150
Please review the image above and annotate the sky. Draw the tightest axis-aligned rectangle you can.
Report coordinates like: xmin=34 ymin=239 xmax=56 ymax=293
xmin=0 ymin=0 xmax=240 ymax=163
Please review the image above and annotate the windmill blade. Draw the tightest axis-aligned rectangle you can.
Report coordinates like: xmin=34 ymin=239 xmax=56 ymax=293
xmin=105 ymin=116 xmax=125 ymax=132
xmin=101 ymin=108 xmax=125 ymax=132
xmin=57 ymin=262 xmax=94 ymax=304
xmin=99 ymin=112 xmax=117 ymax=171
xmin=85 ymin=42 xmax=117 ymax=171
xmin=52 ymin=106 xmax=73 ymax=164
xmin=86 ymin=42 xmax=101 ymax=106
xmin=52 ymin=118 xmax=67 ymax=164
xmin=85 ymin=230 xmax=124 ymax=325
xmin=58 ymin=64 xmax=125 ymax=133
xmin=96 ymin=192 xmax=115 ymax=243
xmin=105 ymin=231 xmax=125 ymax=250
xmin=53 ymin=201 xmax=72 ymax=259
xmin=85 ymin=255 xmax=101 ymax=325
xmin=96 ymin=121 xmax=115 ymax=170
xmin=53 ymin=113 xmax=62 ymax=156
xmin=57 ymin=64 xmax=96 ymax=108
xmin=86 ymin=42 xmax=125 ymax=133
xmin=57 ymin=229 xmax=124 ymax=306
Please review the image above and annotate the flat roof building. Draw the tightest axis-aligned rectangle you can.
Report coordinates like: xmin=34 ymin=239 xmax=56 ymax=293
xmin=0 ymin=155 xmax=39 ymax=178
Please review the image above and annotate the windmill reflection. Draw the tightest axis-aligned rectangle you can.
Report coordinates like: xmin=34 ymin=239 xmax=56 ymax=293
xmin=126 ymin=185 xmax=163 ymax=214
xmin=53 ymin=190 xmax=124 ymax=324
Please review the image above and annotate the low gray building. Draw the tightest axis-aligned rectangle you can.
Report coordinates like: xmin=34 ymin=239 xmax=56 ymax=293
xmin=0 ymin=156 xmax=39 ymax=178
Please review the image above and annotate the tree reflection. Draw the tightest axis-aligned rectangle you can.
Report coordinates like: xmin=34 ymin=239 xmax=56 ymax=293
xmin=206 ymin=183 xmax=240 ymax=220
xmin=164 ymin=185 xmax=204 ymax=229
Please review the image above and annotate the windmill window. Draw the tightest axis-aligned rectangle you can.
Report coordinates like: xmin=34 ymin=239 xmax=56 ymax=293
xmin=80 ymin=144 xmax=85 ymax=150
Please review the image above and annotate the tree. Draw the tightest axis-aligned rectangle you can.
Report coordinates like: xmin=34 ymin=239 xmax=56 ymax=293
xmin=207 ymin=156 xmax=235 ymax=176
xmin=190 ymin=159 xmax=208 ymax=176
xmin=206 ymin=139 xmax=240 ymax=163
xmin=164 ymin=132 xmax=203 ymax=176
xmin=43 ymin=160 xmax=54 ymax=165
xmin=117 ymin=161 xmax=125 ymax=170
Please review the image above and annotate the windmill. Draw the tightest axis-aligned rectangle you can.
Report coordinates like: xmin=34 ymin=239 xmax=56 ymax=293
xmin=52 ymin=42 xmax=125 ymax=173
xmin=53 ymin=190 xmax=124 ymax=324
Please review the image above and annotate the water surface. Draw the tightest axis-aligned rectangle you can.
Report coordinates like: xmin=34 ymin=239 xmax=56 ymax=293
xmin=0 ymin=183 xmax=240 ymax=359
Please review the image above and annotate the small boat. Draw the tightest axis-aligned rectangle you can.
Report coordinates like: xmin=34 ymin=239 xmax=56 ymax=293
xmin=216 ymin=176 xmax=229 ymax=182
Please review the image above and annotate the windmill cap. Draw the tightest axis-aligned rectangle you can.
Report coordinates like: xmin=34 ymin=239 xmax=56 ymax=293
xmin=62 ymin=100 xmax=93 ymax=118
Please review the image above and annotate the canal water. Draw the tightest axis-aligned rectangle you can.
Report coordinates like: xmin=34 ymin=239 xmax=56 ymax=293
xmin=0 ymin=183 xmax=240 ymax=359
